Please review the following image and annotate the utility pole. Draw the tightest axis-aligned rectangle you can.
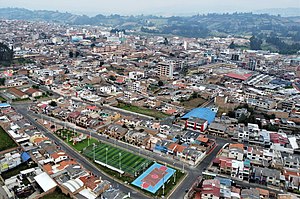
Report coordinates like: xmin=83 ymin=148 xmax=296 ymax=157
xmin=93 ymin=144 xmax=96 ymax=161
xmin=106 ymin=147 xmax=108 ymax=165
xmin=162 ymin=173 xmax=165 ymax=196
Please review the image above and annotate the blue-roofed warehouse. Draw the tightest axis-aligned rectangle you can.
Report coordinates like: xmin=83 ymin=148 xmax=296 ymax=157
xmin=181 ymin=107 xmax=216 ymax=124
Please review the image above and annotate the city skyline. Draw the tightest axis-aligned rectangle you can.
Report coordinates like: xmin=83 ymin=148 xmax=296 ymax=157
xmin=0 ymin=0 xmax=299 ymax=16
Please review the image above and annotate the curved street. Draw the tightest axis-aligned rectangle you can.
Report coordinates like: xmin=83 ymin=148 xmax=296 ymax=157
xmin=13 ymin=103 xmax=227 ymax=199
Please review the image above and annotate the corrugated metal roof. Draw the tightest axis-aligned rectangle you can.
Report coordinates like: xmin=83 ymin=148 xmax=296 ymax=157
xmin=181 ymin=108 xmax=216 ymax=124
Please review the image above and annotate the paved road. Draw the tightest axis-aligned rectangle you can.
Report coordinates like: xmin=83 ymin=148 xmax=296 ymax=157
xmin=13 ymin=103 xmax=229 ymax=199
xmin=13 ymin=105 xmax=146 ymax=199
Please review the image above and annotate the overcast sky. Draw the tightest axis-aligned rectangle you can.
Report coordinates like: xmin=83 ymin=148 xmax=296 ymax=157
xmin=0 ymin=0 xmax=299 ymax=16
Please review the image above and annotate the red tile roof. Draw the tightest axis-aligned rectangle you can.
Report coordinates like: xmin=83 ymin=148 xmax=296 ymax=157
xmin=43 ymin=164 xmax=53 ymax=175
xmin=197 ymin=136 xmax=209 ymax=143
xmin=57 ymin=160 xmax=77 ymax=170
xmin=201 ymin=179 xmax=220 ymax=197
xmin=40 ymin=104 xmax=48 ymax=109
xmin=79 ymin=175 xmax=101 ymax=190
xmin=69 ymin=111 xmax=81 ymax=118
xmin=33 ymin=137 xmax=49 ymax=144
xmin=225 ymin=73 xmax=252 ymax=81
xmin=229 ymin=143 xmax=244 ymax=150
xmin=51 ymin=151 xmax=67 ymax=159
xmin=8 ymin=87 xmax=27 ymax=98
xmin=176 ymin=145 xmax=187 ymax=153
xmin=25 ymin=88 xmax=40 ymax=95
xmin=86 ymin=105 xmax=98 ymax=110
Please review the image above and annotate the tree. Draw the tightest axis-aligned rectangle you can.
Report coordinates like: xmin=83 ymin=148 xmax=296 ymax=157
xmin=191 ymin=92 xmax=198 ymax=99
xmin=158 ymin=80 xmax=164 ymax=87
xmin=49 ymin=101 xmax=57 ymax=107
xmin=108 ymin=75 xmax=116 ymax=81
xmin=250 ymin=36 xmax=262 ymax=50
xmin=238 ymin=114 xmax=248 ymax=124
xmin=0 ymin=78 xmax=5 ymax=86
xmin=228 ymin=41 xmax=236 ymax=49
xmin=69 ymin=51 xmax=73 ymax=58
xmin=227 ymin=111 xmax=235 ymax=118
xmin=75 ymin=51 xmax=80 ymax=58
xmin=32 ymin=85 xmax=39 ymax=89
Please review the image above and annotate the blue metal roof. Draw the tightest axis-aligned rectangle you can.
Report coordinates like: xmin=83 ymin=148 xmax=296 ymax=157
xmin=0 ymin=103 xmax=10 ymax=108
xmin=215 ymin=177 xmax=231 ymax=186
xmin=181 ymin=107 xmax=216 ymax=124
xmin=21 ymin=152 xmax=31 ymax=162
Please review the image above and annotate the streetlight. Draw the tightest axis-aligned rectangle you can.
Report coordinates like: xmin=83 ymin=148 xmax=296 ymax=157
xmin=88 ymin=130 xmax=92 ymax=146
xmin=93 ymin=144 xmax=96 ymax=161
xmin=106 ymin=148 xmax=108 ymax=165
xmin=173 ymin=171 xmax=176 ymax=183
xmin=162 ymin=172 xmax=165 ymax=196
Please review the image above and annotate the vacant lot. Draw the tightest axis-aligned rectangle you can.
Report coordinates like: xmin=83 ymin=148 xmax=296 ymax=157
xmin=181 ymin=97 xmax=207 ymax=109
xmin=117 ymin=103 xmax=169 ymax=119
xmin=0 ymin=126 xmax=17 ymax=151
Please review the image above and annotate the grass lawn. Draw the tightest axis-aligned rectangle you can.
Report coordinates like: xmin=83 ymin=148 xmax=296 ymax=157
xmin=56 ymin=129 xmax=99 ymax=152
xmin=0 ymin=126 xmax=17 ymax=151
xmin=1 ymin=162 xmax=38 ymax=179
xmin=117 ymin=103 xmax=169 ymax=119
xmin=180 ymin=97 xmax=207 ymax=109
xmin=42 ymin=189 xmax=69 ymax=199
xmin=83 ymin=142 xmax=152 ymax=176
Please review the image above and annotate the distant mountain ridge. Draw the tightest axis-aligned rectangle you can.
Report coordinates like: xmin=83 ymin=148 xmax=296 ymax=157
xmin=0 ymin=8 xmax=84 ymax=23
xmin=0 ymin=7 xmax=299 ymax=40
xmin=254 ymin=7 xmax=300 ymax=17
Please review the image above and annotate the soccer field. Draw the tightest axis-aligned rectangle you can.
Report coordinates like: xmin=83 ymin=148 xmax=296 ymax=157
xmin=83 ymin=143 xmax=152 ymax=176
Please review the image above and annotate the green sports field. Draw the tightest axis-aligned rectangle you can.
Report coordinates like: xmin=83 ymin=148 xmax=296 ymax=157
xmin=83 ymin=143 xmax=152 ymax=176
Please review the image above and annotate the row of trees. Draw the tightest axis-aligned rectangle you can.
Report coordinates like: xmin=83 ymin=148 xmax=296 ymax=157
xmin=230 ymin=35 xmax=300 ymax=55
xmin=266 ymin=36 xmax=300 ymax=54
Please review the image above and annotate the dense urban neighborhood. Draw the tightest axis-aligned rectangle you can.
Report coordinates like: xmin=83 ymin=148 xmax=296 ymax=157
xmin=0 ymin=8 xmax=300 ymax=199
